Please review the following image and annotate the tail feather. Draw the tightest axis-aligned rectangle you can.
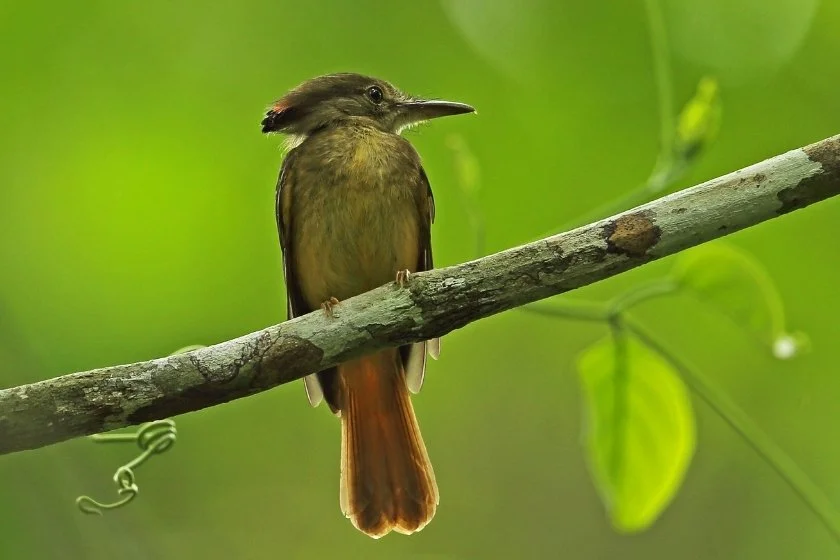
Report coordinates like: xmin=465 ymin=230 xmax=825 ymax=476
xmin=338 ymin=349 xmax=438 ymax=538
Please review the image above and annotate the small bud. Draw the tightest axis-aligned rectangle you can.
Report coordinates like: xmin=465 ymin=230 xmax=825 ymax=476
xmin=773 ymin=335 xmax=797 ymax=360
xmin=674 ymin=76 xmax=722 ymax=162
xmin=772 ymin=332 xmax=810 ymax=360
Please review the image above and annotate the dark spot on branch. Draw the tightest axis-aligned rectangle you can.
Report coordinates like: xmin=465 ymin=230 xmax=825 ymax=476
xmin=778 ymin=137 xmax=840 ymax=214
xmin=603 ymin=213 xmax=661 ymax=257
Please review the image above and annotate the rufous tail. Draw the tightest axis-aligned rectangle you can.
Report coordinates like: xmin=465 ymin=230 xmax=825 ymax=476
xmin=338 ymin=349 xmax=438 ymax=538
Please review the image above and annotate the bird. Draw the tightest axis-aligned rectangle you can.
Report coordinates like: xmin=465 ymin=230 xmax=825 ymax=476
xmin=261 ymin=73 xmax=474 ymax=538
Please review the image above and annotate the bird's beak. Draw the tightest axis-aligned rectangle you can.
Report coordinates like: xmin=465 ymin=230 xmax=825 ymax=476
xmin=399 ymin=99 xmax=475 ymax=126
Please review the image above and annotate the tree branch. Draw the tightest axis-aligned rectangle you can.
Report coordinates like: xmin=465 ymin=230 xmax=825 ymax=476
xmin=2 ymin=134 xmax=839 ymax=456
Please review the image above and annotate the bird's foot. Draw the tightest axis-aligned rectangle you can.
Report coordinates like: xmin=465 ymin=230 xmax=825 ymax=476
xmin=321 ymin=297 xmax=341 ymax=317
xmin=395 ymin=269 xmax=412 ymax=288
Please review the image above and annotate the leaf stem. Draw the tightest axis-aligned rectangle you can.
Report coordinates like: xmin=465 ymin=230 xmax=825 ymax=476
xmin=608 ymin=320 xmax=631 ymax=496
xmin=521 ymin=299 xmax=610 ymax=322
xmin=521 ymin=279 xmax=679 ymax=324
xmin=607 ymin=279 xmax=679 ymax=316
xmin=644 ymin=0 xmax=675 ymax=161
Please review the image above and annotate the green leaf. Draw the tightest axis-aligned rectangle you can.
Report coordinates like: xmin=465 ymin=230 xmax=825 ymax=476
xmin=578 ymin=333 xmax=696 ymax=533
xmin=671 ymin=243 xmax=805 ymax=357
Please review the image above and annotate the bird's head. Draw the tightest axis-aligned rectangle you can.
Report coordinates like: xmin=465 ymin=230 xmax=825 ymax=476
xmin=261 ymin=73 xmax=474 ymax=142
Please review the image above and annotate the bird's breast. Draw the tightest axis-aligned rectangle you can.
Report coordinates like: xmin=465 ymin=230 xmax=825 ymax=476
xmin=291 ymin=127 xmax=422 ymax=308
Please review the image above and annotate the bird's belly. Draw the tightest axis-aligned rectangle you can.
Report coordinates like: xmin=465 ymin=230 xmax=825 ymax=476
xmin=293 ymin=185 xmax=419 ymax=309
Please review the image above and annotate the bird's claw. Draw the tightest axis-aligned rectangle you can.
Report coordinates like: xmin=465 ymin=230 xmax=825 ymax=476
xmin=395 ymin=269 xmax=412 ymax=288
xmin=321 ymin=297 xmax=340 ymax=317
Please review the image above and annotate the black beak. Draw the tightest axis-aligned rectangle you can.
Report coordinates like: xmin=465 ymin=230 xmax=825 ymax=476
xmin=399 ymin=100 xmax=475 ymax=125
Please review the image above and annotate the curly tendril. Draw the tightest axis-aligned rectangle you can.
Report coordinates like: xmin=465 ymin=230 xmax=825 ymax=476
xmin=76 ymin=419 xmax=177 ymax=515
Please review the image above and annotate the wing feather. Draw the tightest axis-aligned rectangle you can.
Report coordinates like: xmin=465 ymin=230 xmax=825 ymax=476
xmin=276 ymin=149 xmax=326 ymax=407
xmin=404 ymin=166 xmax=441 ymax=394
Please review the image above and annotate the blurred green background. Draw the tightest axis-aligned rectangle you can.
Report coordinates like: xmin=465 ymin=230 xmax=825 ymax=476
xmin=2 ymin=1 xmax=839 ymax=558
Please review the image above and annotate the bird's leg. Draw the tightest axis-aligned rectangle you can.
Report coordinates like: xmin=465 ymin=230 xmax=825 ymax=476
xmin=395 ymin=269 xmax=412 ymax=288
xmin=321 ymin=296 xmax=341 ymax=317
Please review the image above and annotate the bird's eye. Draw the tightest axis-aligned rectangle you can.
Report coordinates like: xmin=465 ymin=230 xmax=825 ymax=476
xmin=366 ymin=86 xmax=384 ymax=104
